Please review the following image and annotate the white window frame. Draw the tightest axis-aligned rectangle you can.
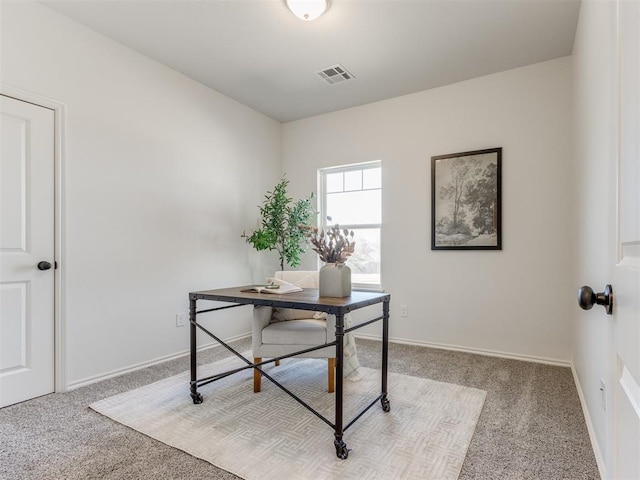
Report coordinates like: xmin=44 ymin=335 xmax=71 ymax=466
xmin=318 ymin=161 xmax=382 ymax=291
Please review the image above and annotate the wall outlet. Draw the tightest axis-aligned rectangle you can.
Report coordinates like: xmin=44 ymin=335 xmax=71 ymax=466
xmin=600 ymin=378 xmax=606 ymax=411
xmin=400 ymin=305 xmax=408 ymax=317
xmin=176 ymin=313 xmax=188 ymax=327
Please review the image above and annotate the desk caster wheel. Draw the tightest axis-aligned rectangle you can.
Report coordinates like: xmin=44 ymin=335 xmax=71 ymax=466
xmin=334 ymin=440 xmax=349 ymax=459
xmin=381 ymin=396 xmax=390 ymax=412
xmin=191 ymin=392 xmax=203 ymax=404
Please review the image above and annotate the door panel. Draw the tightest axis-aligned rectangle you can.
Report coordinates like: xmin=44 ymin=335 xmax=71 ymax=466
xmin=0 ymin=95 xmax=55 ymax=407
xmin=0 ymin=283 xmax=27 ymax=371
xmin=614 ymin=0 xmax=640 ymax=477
xmin=0 ymin=111 xmax=28 ymax=250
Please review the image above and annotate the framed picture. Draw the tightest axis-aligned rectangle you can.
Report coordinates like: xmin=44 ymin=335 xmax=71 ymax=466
xmin=431 ymin=147 xmax=502 ymax=250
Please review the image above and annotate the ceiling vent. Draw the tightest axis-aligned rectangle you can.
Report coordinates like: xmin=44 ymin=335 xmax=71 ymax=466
xmin=316 ymin=64 xmax=355 ymax=85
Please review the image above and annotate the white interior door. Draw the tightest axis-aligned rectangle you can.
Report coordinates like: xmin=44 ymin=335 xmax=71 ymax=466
xmin=613 ymin=1 xmax=640 ymax=477
xmin=0 ymin=95 xmax=55 ymax=407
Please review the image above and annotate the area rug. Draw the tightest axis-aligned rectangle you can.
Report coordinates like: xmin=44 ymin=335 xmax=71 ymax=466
xmin=90 ymin=355 xmax=486 ymax=480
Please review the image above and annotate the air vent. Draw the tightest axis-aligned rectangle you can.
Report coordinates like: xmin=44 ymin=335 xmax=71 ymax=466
xmin=316 ymin=64 xmax=355 ymax=85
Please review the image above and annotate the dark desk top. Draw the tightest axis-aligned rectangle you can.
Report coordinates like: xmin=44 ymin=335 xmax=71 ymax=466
xmin=190 ymin=286 xmax=390 ymax=315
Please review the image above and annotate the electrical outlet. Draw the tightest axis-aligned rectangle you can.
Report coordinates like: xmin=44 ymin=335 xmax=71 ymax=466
xmin=400 ymin=305 xmax=408 ymax=317
xmin=600 ymin=379 xmax=606 ymax=411
xmin=176 ymin=313 xmax=188 ymax=327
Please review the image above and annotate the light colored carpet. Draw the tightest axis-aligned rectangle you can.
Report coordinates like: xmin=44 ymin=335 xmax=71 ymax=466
xmin=90 ymin=354 xmax=486 ymax=480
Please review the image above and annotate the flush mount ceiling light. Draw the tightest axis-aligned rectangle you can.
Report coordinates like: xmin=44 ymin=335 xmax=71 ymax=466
xmin=285 ymin=0 xmax=332 ymax=21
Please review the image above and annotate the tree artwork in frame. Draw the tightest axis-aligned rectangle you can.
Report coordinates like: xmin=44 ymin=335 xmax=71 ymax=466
xmin=431 ymin=147 xmax=502 ymax=250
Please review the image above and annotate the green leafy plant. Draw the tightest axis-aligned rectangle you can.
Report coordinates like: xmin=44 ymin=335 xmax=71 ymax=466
xmin=242 ymin=177 xmax=314 ymax=271
xmin=301 ymin=217 xmax=356 ymax=265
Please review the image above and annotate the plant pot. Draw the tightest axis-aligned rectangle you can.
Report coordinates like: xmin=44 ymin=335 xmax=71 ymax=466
xmin=319 ymin=263 xmax=351 ymax=298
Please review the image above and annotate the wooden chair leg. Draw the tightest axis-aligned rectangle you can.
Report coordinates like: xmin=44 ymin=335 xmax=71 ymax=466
xmin=328 ymin=357 xmax=335 ymax=393
xmin=253 ymin=357 xmax=261 ymax=393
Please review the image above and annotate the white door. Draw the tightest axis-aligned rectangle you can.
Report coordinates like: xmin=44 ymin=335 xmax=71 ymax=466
xmin=613 ymin=1 xmax=640 ymax=477
xmin=0 ymin=95 xmax=55 ymax=407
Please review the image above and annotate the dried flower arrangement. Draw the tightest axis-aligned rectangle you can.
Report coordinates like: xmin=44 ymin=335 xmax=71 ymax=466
xmin=301 ymin=218 xmax=356 ymax=265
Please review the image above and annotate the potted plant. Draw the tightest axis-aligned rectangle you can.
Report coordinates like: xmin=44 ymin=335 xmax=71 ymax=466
xmin=242 ymin=177 xmax=314 ymax=271
xmin=301 ymin=218 xmax=355 ymax=297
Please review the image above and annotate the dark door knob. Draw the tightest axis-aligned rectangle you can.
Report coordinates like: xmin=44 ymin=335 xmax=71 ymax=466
xmin=578 ymin=285 xmax=613 ymax=315
xmin=37 ymin=261 xmax=52 ymax=271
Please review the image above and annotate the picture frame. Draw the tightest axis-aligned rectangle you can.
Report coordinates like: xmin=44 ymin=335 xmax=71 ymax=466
xmin=431 ymin=147 xmax=502 ymax=250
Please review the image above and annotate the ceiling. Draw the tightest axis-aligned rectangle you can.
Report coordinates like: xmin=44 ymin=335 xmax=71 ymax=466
xmin=42 ymin=0 xmax=581 ymax=123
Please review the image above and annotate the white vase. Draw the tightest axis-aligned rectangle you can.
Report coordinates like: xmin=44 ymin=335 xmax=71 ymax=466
xmin=319 ymin=263 xmax=352 ymax=298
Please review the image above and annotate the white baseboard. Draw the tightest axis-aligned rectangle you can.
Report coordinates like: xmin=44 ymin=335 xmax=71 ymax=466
xmin=354 ymin=333 xmax=572 ymax=367
xmin=68 ymin=331 xmax=570 ymax=387
xmin=571 ymin=364 xmax=607 ymax=480
xmin=66 ymin=332 xmax=251 ymax=391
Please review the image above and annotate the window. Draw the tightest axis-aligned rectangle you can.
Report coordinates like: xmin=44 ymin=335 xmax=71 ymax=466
xmin=319 ymin=161 xmax=382 ymax=289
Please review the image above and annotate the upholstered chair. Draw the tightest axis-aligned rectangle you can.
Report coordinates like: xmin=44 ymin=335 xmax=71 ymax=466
xmin=252 ymin=271 xmax=336 ymax=393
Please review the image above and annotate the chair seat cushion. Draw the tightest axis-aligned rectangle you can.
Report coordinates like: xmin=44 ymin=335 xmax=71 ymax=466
xmin=272 ymin=308 xmax=327 ymax=322
xmin=262 ymin=319 xmax=327 ymax=345
xmin=272 ymin=308 xmax=313 ymax=322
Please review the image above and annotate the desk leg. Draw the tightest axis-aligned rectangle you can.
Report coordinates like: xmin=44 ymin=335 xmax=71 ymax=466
xmin=189 ymin=297 xmax=203 ymax=404
xmin=381 ymin=299 xmax=390 ymax=412
xmin=333 ymin=313 xmax=348 ymax=459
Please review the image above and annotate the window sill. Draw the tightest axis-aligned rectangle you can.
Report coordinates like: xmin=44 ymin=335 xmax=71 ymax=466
xmin=352 ymin=285 xmax=385 ymax=293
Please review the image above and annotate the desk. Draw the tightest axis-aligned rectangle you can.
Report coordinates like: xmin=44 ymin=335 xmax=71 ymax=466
xmin=188 ymin=287 xmax=391 ymax=459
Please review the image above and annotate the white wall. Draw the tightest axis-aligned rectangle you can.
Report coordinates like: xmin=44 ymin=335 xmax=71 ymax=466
xmin=572 ymin=0 xmax=617 ymax=474
xmin=1 ymin=1 xmax=282 ymax=386
xmin=283 ymin=57 xmax=574 ymax=363
xmin=0 ymin=1 xmax=581 ymax=388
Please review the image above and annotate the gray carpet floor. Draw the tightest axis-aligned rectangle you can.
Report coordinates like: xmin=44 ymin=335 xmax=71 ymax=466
xmin=0 ymin=338 xmax=600 ymax=479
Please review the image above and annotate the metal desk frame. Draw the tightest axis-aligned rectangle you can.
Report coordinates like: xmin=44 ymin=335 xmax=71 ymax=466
xmin=188 ymin=287 xmax=391 ymax=459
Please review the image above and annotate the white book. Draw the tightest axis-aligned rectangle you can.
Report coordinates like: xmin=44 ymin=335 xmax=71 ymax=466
xmin=241 ymin=278 xmax=303 ymax=294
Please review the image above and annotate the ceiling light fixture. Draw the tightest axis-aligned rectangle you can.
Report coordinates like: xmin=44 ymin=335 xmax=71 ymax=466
xmin=285 ymin=0 xmax=331 ymax=21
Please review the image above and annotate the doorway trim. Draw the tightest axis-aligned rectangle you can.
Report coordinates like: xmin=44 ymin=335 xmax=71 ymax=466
xmin=1 ymin=84 xmax=67 ymax=393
